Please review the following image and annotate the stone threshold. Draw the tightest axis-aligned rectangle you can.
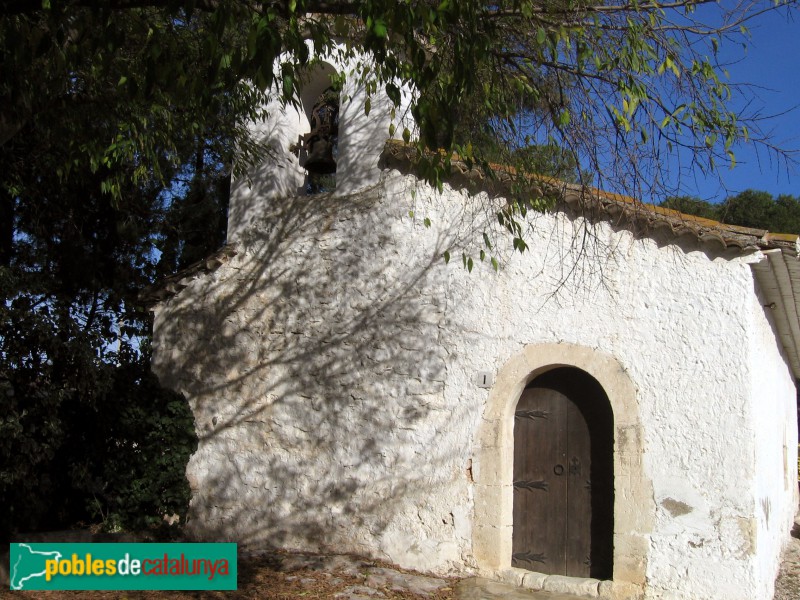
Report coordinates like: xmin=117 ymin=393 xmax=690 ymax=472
xmin=489 ymin=568 xmax=640 ymax=600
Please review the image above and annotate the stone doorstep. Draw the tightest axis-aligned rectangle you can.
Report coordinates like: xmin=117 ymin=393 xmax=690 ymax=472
xmin=488 ymin=568 xmax=648 ymax=600
xmin=456 ymin=577 xmax=599 ymax=600
xmin=493 ymin=568 xmax=601 ymax=598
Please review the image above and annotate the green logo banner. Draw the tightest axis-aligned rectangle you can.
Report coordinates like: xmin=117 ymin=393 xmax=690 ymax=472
xmin=9 ymin=542 xmax=237 ymax=590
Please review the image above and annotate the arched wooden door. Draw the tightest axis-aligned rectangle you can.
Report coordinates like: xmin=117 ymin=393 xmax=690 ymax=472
xmin=512 ymin=368 xmax=614 ymax=579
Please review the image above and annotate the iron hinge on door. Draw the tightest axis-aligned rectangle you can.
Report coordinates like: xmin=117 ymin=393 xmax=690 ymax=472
xmin=515 ymin=409 xmax=549 ymax=420
xmin=512 ymin=551 xmax=547 ymax=567
xmin=513 ymin=479 xmax=549 ymax=491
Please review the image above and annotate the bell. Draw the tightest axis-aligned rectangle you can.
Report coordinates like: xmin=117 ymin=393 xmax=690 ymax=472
xmin=304 ymin=137 xmax=337 ymax=175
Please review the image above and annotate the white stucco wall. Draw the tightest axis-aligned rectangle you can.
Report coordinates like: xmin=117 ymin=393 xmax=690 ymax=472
xmin=152 ymin=170 xmax=797 ymax=600
xmin=748 ymin=284 xmax=799 ymax=599
xmin=227 ymin=43 xmax=414 ymax=242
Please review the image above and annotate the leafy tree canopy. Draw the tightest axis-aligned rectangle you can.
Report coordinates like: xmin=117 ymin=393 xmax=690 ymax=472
xmin=2 ymin=1 xmax=797 ymax=203
xmin=658 ymin=195 xmax=720 ymax=221
xmin=659 ymin=190 xmax=800 ymax=234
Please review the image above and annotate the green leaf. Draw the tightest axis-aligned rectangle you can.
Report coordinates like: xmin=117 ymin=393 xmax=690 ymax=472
xmin=403 ymin=128 xmax=411 ymax=143
xmin=424 ymin=217 xmax=431 ymax=228
xmin=386 ymin=83 xmax=401 ymax=105
xmin=491 ymin=257 xmax=499 ymax=272
xmin=443 ymin=250 xmax=451 ymax=264
xmin=282 ymin=71 xmax=294 ymax=100
xmin=365 ymin=98 xmax=371 ymax=116
xmin=372 ymin=18 xmax=388 ymax=38
xmin=467 ymin=257 xmax=474 ymax=272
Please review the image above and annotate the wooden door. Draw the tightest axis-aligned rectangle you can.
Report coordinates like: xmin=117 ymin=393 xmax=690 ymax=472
xmin=512 ymin=368 xmax=613 ymax=579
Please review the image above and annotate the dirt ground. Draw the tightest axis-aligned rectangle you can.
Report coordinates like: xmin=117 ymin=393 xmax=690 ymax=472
xmin=773 ymin=521 xmax=800 ymax=600
xmin=1 ymin=551 xmax=458 ymax=600
xmin=4 ymin=523 xmax=800 ymax=600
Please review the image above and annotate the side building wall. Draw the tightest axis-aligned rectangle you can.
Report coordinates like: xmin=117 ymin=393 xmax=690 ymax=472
xmin=151 ymin=170 xmax=795 ymax=600
xmin=749 ymin=283 xmax=799 ymax=599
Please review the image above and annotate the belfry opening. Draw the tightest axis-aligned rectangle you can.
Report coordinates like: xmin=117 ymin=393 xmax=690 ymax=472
xmin=296 ymin=62 xmax=340 ymax=195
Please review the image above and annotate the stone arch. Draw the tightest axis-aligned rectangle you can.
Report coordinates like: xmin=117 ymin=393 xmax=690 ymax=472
xmin=298 ymin=62 xmax=340 ymax=126
xmin=472 ymin=343 xmax=653 ymax=597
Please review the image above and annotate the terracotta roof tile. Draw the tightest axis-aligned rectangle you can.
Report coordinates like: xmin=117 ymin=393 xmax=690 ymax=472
xmin=381 ymin=139 xmax=799 ymax=254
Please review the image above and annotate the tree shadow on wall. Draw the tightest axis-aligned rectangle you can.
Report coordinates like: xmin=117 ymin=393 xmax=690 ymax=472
xmin=152 ymin=181 xmax=483 ymax=557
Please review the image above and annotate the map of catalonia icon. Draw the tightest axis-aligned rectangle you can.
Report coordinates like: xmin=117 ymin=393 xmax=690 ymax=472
xmin=10 ymin=543 xmax=63 ymax=590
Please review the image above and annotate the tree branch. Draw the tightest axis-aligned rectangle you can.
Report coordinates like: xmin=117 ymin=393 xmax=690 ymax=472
xmin=0 ymin=0 xmax=219 ymax=14
xmin=0 ymin=0 xmax=359 ymax=16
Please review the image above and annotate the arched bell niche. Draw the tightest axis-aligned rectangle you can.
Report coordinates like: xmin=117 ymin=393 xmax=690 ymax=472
xmin=297 ymin=62 xmax=341 ymax=194
xmin=227 ymin=43 xmax=416 ymax=241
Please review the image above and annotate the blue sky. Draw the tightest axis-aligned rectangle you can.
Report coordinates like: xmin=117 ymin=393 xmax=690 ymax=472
xmin=684 ymin=6 xmax=800 ymax=202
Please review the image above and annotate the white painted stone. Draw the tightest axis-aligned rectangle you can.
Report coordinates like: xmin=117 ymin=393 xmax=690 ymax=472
xmin=520 ymin=571 xmax=548 ymax=590
xmin=492 ymin=568 xmax=526 ymax=587
xmin=543 ymin=575 xmax=600 ymax=597
xmin=227 ymin=43 xmax=415 ymax=243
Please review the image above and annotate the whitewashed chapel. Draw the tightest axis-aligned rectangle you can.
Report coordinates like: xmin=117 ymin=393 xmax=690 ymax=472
xmin=149 ymin=45 xmax=799 ymax=600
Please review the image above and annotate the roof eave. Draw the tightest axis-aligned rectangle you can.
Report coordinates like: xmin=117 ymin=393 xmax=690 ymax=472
xmin=139 ymin=242 xmax=240 ymax=306
xmin=381 ymin=140 xmax=799 ymax=253
xmin=751 ymin=248 xmax=800 ymax=380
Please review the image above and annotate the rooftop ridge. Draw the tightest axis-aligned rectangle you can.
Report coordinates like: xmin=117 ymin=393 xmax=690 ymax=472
xmin=381 ymin=139 xmax=799 ymax=253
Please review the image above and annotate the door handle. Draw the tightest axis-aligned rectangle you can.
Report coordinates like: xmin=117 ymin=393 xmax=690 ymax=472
xmin=553 ymin=464 xmax=565 ymax=476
